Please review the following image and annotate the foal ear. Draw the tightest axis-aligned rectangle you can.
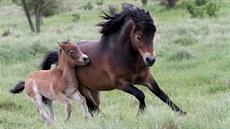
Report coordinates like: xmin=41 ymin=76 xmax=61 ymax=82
xmin=57 ymin=42 xmax=65 ymax=50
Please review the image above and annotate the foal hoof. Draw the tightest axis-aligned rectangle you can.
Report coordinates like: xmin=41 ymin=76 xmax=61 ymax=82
xmin=136 ymin=109 xmax=146 ymax=117
xmin=179 ymin=111 xmax=187 ymax=116
xmin=47 ymin=120 xmax=56 ymax=125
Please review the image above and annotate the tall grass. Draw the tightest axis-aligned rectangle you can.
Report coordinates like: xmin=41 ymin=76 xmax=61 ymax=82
xmin=0 ymin=0 xmax=230 ymax=128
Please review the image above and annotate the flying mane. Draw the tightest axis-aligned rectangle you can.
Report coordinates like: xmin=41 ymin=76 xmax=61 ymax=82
xmin=97 ymin=3 xmax=157 ymax=38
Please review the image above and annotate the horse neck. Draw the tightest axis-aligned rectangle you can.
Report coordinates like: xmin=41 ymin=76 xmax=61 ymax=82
xmin=102 ymin=20 xmax=145 ymax=68
xmin=56 ymin=52 xmax=75 ymax=76
xmin=104 ymin=19 xmax=134 ymax=51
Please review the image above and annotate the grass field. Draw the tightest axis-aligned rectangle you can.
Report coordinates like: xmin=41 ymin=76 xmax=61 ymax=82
xmin=0 ymin=0 xmax=230 ymax=128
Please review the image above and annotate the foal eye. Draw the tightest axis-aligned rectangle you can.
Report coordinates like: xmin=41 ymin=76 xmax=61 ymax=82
xmin=69 ymin=51 xmax=74 ymax=56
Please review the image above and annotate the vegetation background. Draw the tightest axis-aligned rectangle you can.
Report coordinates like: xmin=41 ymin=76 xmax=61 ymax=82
xmin=0 ymin=0 xmax=230 ymax=128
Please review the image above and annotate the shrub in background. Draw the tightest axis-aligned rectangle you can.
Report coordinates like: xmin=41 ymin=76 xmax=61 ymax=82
xmin=72 ymin=13 xmax=80 ymax=22
xmin=183 ymin=0 xmax=220 ymax=18
xmin=83 ymin=1 xmax=93 ymax=10
xmin=2 ymin=30 xmax=11 ymax=37
xmin=141 ymin=0 xmax=148 ymax=6
xmin=168 ymin=49 xmax=193 ymax=62
xmin=96 ymin=0 xmax=103 ymax=6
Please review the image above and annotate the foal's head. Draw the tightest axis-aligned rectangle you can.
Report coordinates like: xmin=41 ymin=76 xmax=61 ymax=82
xmin=58 ymin=41 xmax=89 ymax=66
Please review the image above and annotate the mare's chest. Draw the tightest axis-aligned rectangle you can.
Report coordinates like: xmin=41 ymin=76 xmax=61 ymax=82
xmin=109 ymin=58 xmax=149 ymax=84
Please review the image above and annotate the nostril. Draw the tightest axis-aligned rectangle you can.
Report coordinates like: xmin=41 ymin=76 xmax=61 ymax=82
xmin=145 ymin=56 xmax=156 ymax=64
xmin=146 ymin=57 xmax=150 ymax=62
xmin=83 ymin=57 xmax=89 ymax=62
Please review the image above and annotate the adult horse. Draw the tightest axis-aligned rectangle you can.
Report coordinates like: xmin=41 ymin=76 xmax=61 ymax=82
xmin=39 ymin=3 xmax=186 ymax=116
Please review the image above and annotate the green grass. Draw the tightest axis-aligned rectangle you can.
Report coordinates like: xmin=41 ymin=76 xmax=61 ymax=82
xmin=1 ymin=0 xmax=230 ymax=128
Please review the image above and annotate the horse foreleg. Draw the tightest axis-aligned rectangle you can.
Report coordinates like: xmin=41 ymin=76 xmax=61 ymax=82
xmin=70 ymin=90 xmax=89 ymax=119
xmin=118 ymin=81 xmax=146 ymax=116
xmin=144 ymin=74 xmax=187 ymax=115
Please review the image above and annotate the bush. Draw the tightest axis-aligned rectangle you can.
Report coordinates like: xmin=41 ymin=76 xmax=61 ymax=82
xmin=96 ymin=0 xmax=103 ymax=6
xmin=168 ymin=50 xmax=193 ymax=62
xmin=42 ymin=0 xmax=60 ymax=17
xmin=172 ymin=36 xmax=195 ymax=46
xmin=29 ymin=42 xmax=48 ymax=56
xmin=186 ymin=3 xmax=206 ymax=18
xmin=12 ymin=0 xmax=60 ymax=17
xmin=141 ymin=0 xmax=148 ymax=6
xmin=2 ymin=30 xmax=11 ymax=37
xmin=83 ymin=1 xmax=93 ymax=10
xmin=206 ymin=2 xmax=220 ymax=17
xmin=184 ymin=0 xmax=220 ymax=18
xmin=72 ymin=13 xmax=80 ymax=22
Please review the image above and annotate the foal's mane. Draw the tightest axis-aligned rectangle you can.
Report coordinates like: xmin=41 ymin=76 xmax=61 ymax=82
xmin=97 ymin=3 xmax=156 ymax=38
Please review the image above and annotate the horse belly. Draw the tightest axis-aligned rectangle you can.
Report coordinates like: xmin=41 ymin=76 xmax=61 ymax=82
xmin=76 ymin=68 xmax=114 ymax=91
xmin=76 ymin=42 xmax=116 ymax=91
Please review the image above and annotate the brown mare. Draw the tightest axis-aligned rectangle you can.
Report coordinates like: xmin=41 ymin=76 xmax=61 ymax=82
xmin=10 ymin=41 xmax=90 ymax=123
xmin=17 ymin=3 xmax=186 ymax=116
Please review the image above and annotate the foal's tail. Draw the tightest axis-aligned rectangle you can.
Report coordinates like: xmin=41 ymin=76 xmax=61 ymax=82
xmin=39 ymin=51 xmax=59 ymax=70
xmin=10 ymin=81 xmax=25 ymax=94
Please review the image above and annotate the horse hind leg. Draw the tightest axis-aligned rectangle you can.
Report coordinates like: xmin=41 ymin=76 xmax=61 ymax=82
xmin=53 ymin=93 xmax=73 ymax=122
xmin=79 ymin=86 xmax=99 ymax=116
xmin=70 ymin=90 xmax=89 ymax=119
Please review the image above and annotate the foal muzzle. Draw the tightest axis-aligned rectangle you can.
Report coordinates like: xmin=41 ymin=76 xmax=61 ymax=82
xmin=80 ymin=54 xmax=89 ymax=65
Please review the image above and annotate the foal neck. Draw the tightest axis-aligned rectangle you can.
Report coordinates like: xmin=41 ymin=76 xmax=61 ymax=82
xmin=56 ymin=51 xmax=75 ymax=74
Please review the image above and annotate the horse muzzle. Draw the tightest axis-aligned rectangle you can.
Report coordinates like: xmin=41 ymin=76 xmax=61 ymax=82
xmin=144 ymin=55 xmax=156 ymax=67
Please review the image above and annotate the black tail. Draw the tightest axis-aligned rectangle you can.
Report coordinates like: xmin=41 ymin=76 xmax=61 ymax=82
xmin=10 ymin=81 xmax=25 ymax=94
xmin=39 ymin=51 xmax=59 ymax=70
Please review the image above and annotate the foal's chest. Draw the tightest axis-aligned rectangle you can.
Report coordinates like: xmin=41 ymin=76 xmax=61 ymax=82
xmin=64 ymin=75 xmax=78 ymax=96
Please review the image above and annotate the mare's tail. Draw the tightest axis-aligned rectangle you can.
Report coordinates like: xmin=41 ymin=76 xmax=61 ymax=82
xmin=39 ymin=51 xmax=59 ymax=70
xmin=10 ymin=81 xmax=25 ymax=93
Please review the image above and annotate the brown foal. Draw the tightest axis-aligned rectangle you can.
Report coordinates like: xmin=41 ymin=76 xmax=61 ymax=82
xmin=10 ymin=40 xmax=90 ymax=124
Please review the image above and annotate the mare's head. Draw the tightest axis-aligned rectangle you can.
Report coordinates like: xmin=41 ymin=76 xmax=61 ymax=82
xmin=58 ymin=40 xmax=89 ymax=66
xmin=97 ymin=3 xmax=157 ymax=66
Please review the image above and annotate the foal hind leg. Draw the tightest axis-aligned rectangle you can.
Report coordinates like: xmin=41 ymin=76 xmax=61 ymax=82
xmin=44 ymin=98 xmax=55 ymax=121
xmin=70 ymin=90 xmax=89 ymax=119
xmin=32 ymin=95 xmax=54 ymax=124
xmin=118 ymin=81 xmax=146 ymax=116
xmin=53 ymin=93 xmax=72 ymax=122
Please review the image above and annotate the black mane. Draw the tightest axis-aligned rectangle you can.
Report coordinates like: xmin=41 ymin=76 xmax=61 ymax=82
xmin=97 ymin=3 xmax=156 ymax=37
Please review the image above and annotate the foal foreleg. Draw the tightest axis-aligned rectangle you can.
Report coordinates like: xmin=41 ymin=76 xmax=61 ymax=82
xmin=70 ymin=90 xmax=89 ymax=119
xmin=54 ymin=93 xmax=73 ymax=121
xmin=118 ymin=81 xmax=146 ymax=116
xmin=145 ymin=74 xmax=186 ymax=115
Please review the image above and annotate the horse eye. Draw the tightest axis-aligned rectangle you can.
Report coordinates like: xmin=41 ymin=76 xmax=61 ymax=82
xmin=137 ymin=36 xmax=141 ymax=40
